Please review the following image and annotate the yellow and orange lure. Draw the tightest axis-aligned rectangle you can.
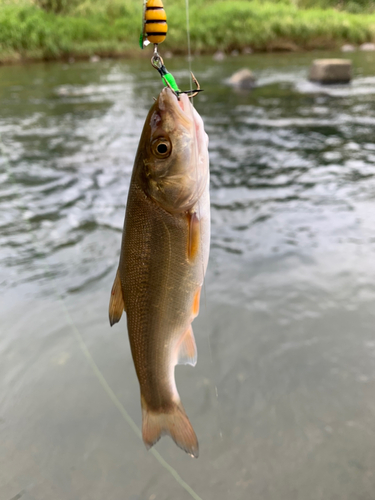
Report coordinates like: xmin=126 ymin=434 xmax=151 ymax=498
xmin=140 ymin=0 xmax=201 ymax=97
xmin=141 ymin=0 xmax=168 ymax=47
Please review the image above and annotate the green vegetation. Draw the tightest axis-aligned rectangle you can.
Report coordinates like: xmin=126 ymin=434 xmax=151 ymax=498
xmin=0 ymin=0 xmax=375 ymax=63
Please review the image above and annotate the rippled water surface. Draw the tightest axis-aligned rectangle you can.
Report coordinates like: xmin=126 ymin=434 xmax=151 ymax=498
xmin=1 ymin=51 xmax=375 ymax=500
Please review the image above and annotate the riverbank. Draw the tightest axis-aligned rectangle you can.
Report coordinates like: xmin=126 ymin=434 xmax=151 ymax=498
xmin=1 ymin=0 xmax=375 ymax=64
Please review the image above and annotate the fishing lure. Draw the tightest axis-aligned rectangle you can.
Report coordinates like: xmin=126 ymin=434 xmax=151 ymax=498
xmin=140 ymin=0 xmax=202 ymax=99
xmin=140 ymin=0 xmax=168 ymax=48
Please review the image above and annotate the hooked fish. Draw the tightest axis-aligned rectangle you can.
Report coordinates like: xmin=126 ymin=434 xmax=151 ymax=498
xmin=109 ymin=87 xmax=210 ymax=458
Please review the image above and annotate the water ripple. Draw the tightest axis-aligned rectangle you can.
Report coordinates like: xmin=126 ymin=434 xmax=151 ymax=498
xmin=1 ymin=55 xmax=375 ymax=300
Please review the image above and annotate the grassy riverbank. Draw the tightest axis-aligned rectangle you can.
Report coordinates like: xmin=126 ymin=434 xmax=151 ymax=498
xmin=1 ymin=0 xmax=375 ymax=63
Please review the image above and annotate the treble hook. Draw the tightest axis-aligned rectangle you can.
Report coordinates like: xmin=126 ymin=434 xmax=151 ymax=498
xmin=179 ymin=72 xmax=201 ymax=99
xmin=151 ymin=49 xmax=203 ymax=100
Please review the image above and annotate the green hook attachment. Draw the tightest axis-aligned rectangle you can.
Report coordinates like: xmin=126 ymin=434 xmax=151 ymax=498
xmin=151 ymin=49 xmax=203 ymax=99
xmin=151 ymin=51 xmax=180 ymax=93
xmin=162 ymin=73 xmax=181 ymax=93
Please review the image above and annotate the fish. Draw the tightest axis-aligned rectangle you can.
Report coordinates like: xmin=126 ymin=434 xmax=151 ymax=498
xmin=109 ymin=87 xmax=210 ymax=458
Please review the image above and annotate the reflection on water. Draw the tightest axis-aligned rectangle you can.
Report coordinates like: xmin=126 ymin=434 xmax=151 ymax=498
xmin=1 ymin=51 xmax=375 ymax=499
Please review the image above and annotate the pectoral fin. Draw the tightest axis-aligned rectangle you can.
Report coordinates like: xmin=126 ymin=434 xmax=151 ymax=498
xmin=177 ymin=326 xmax=197 ymax=367
xmin=109 ymin=268 xmax=125 ymax=326
xmin=187 ymin=212 xmax=200 ymax=262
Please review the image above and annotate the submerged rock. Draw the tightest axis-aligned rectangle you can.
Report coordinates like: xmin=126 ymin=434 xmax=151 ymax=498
xmin=213 ymin=51 xmax=225 ymax=61
xmin=341 ymin=44 xmax=356 ymax=52
xmin=228 ymin=68 xmax=256 ymax=89
xmin=242 ymin=47 xmax=253 ymax=55
xmin=359 ymin=43 xmax=375 ymax=51
xmin=309 ymin=59 xmax=352 ymax=84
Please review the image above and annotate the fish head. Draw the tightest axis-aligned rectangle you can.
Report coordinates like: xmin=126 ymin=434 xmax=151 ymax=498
xmin=139 ymin=87 xmax=209 ymax=213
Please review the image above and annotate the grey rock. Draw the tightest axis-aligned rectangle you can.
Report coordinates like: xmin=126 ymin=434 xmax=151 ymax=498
xmin=341 ymin=44 xmax=356 ymax=52
xmin=309 ymin=59 xmax=352 ymax=84
xmin=56 ymin=87 xmax=69 ymax=96
xmin=359 ymin=43 xmax=375 ymax=51
xmin=228 ymin=68 xmax=256 ymax=89
xmin=231 ymin=50 xmax=239 ymax=57
xmin=213 ymin=51 xmax=225 ymax=61
xmin=90 ymin=55 xmax=100 ymax=63
xmin=242 ymin=47 xmax=253 ymax=55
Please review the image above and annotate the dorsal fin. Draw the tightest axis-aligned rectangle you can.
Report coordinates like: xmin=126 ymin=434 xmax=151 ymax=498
xmin=109 ymin=268 xmax=125 ymax=326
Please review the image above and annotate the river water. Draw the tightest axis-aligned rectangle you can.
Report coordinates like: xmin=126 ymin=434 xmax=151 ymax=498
xmin=1 ymin=50 xmax=375 ymax=500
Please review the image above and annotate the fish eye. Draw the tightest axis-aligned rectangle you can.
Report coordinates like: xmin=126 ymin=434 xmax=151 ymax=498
xmin=152 ymin=138 xmax=172 ymax=159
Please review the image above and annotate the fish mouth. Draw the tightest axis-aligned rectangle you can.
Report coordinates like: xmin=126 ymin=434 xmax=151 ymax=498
xmin=158 ymin=87 xmax=193 ymax=126
xmin=157 ymin=88 xmax=208 ymax=156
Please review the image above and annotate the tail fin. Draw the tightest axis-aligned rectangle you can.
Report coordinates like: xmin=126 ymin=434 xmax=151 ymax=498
xmin=141 ymin=397 xmax=199 ymax=458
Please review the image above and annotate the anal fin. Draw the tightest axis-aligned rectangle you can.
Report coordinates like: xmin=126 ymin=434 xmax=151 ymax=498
xmin=177 ymin=326 xmax=197 ymax=367
xmin=109 ymin=268 xmax=125 ymax=326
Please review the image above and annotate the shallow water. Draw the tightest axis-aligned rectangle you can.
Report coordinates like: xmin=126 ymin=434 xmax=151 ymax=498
xmin=1 ymin=50 xmax=375 ymax=500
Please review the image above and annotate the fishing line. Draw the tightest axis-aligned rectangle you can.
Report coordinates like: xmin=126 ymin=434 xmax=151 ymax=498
xmin=183 ymin=1 xmax=221 ymax=445
xmin=185 ymin=0 xmax=193 ymax=97
xmin=0 ymin=137 xmax=204 ymax=500
xmin=184 ymin=0 xmax=211 ymax=356
xmin=184 ymin=1 xmax=218 ymax=448
xmin=56 ymin=295 xmax=204 ymax=500
xmin=185 ymin=0 xmax=205 ymax=306
xmin=184 ymin=0 xmax=214 ymax=393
